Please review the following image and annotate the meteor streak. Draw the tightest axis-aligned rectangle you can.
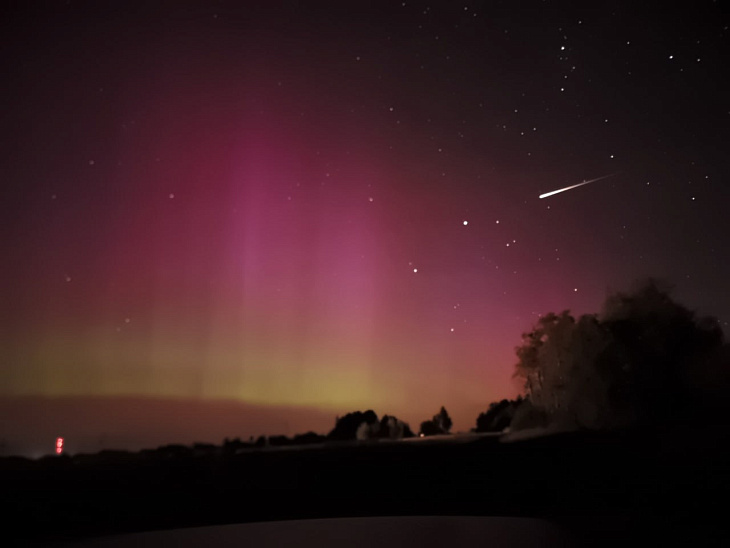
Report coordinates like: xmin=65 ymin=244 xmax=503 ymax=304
xmin=539 ymin=173 xmax=617 ymax=199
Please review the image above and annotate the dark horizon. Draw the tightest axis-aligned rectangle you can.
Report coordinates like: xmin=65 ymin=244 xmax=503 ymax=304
xmin=0 ymin=395 xmax=340 ymax=457
xmin=0 ymin=394 xmax=493 ymax=457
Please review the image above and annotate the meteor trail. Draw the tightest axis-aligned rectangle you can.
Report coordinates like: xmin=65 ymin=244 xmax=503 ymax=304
xmin=539 ymin=173 xmax=617 ymax=199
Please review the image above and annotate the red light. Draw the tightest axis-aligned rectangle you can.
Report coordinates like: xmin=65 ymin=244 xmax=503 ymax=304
xmin=56 ymin=437 xmax=64 ymax=454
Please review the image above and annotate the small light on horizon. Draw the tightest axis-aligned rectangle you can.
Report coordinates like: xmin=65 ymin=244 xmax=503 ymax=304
xmin=56 ymin=437 xmax=64 ymax=455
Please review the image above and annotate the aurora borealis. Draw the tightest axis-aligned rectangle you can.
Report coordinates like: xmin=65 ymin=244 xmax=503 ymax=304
xmin=2 ymin=2 xmax=729 ymax=453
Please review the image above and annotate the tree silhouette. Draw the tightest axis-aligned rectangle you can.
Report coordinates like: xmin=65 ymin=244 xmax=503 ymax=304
xmin=512 ymin=278 xmax=728 ymax=431
xmin=475 ymin=397 xmax=524 ymax=432
xmin=327 ymin=410 xmax=379 ymax=441
xmin=419 ymin=420 xmax=443 ymax=436
xmin=419 ymin=406 xmax=453 ymax=436
xmin=378 ymin=414 xmax=415 ymax=439
xmin=434 ymin=406 xmax=452 ymax=433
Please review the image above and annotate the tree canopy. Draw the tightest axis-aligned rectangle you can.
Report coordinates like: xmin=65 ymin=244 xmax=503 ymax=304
xmin=512 ymin=279 xmax=728 ymax=431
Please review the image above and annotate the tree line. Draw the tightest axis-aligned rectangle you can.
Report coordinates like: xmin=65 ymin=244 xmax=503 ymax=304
xmin=225 ymin=278 xmax=730 ymax=451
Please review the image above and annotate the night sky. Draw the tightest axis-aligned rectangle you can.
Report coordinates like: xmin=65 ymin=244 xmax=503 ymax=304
xmin=2 ymin=1 xmax=729 ymax=452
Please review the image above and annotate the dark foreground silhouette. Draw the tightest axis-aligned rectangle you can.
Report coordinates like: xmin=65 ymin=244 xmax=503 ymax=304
xmin=3 ymin=425 xmax=730 ymax=546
